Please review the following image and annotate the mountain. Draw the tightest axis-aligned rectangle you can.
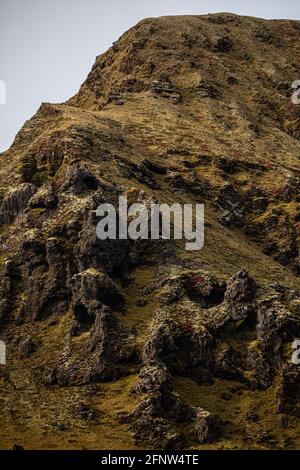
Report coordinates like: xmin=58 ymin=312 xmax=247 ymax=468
xmin=0 ymin=13 xmax=300 ymax=449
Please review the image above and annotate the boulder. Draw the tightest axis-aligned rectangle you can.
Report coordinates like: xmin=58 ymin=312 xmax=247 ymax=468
xmin=189 ymin=407 xmax=219 ymax=444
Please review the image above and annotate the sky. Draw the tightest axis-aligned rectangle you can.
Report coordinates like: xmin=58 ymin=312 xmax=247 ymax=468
xmin=1 ymin=0 xmax=300 ymax=153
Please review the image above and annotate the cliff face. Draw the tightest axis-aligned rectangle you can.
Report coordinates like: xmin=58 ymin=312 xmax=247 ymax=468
xmin=0 ymin=13 xmax=300 ymax=449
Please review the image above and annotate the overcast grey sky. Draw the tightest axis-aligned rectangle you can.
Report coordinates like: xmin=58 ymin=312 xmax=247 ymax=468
xmin=1 ymin=0 xmax=300 ymax=153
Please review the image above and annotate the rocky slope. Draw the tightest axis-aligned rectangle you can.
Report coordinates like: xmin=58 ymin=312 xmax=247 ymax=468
xmin=0 ymin=13 xmax=300 ymax=449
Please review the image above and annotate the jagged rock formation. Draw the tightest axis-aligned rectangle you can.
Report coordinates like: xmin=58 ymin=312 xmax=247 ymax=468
xmin=0 ymin=13 xmax=300 ymax=450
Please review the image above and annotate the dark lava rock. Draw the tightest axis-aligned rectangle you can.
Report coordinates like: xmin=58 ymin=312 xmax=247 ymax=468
xmin=0 ymin=183 xmax=35 ymax=224
xmin=56 ymin=306 xmax=134 ymax=385
xmin=19 ymin=235 xmax=69 ymax=321
xmin=134 ymin=362 xmax=172 ymax=395
xmin=151 ymin=79 xmax=181 ymax=103
xmin=211 ymin=34 xmax=233 ymax=53
xmin=28 ymin=183 xmax=57 ymax=209
xmin=216 ymin=184 xmax=245 ymax=227
xmin=215 ymin=345 xmax=244 ymax=381
xmin=126 ymin=395 xmax=185 ymax=450
xmin=61 ymin=164 xmax=99 ymax=194
xmin=189 ymin=406 xmax=220 ymax=444
xmin=70 ymin=269 xmax=124 ymax=336
xmin=224 ymin=270 xmax=256 ymax=320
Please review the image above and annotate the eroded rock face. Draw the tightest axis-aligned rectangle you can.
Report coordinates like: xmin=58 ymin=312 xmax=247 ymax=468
xmin=142 ymin=315 xmax=216 ymax=381
xmin=0 ymin=260 xmax=20 ymax=326
xmin=257 ymin=299 xmax=299 ymax=348
xmin=134 ymin=362 xmax=172 ymax=395
xmin=70 ymin=269 xmax=124 ymax=336
xmin=120 ymin=267 xmax=300 ymax=447
xmin=0 ymin=183 xmax=35 ymax=224
xmin=151 ymin=79 xmax=182 ymax=103
xmin=225 ymin=270 xmax=257 ymax=320
xmin=17 ymin=235 xmax=69 ymax=322
xmin=28 ymin=184 xmax=57 ymax=209
xmin=61 ymin=164 xmax=99 ymax=195
xmin=78 ymin=215 xmax=138 ymax=276
xmin=56 ymin=306 xmax=134 ymax=385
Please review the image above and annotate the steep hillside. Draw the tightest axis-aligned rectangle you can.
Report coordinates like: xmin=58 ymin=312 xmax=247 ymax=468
xmin=0 ymin=13 xmax=300 ymax=449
